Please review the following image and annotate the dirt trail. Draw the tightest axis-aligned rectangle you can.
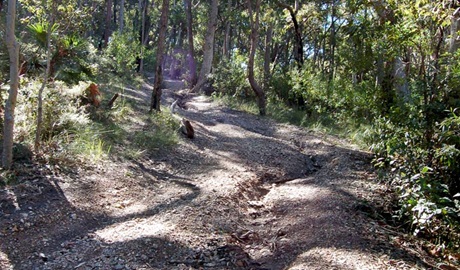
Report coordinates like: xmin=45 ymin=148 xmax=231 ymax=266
xmin=0 ymin=80 xmax=430 ymax=269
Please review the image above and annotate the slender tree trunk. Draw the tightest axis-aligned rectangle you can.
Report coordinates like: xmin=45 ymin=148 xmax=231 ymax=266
xmin=137 ymin=0 xmax=148 ymax=74
xmin=222 ymin=0 xmax=232 ymax=59
xmin=119 ymin=0 xmax=125 ymax=33
xmin=275 ymin=0 xmax=303 ymax=68
xmin=190 ymin=0 xmax=218 ymax=93
xmin=35 ymin=20 xmax=54 ymax=152
xmin=247 ymin=0 xmax=266 ymax=116
xmin=113 ymin=0 xmax=117 ymax=25
xmin=184 ymin=0 xmax=197 ymax=86
xmin=372 ymin=0 xmax=398 ymax=113
xmin=104 ymin=0 xmax=113 ymax=47
xmin=329 ymin=1 xmax=336 ymax=81
xmin=138 ymin=0 xmax=149 ymax=73
xmin=3 ymin=0 xmax=19 ymax=169
xmin=150 ymin=0 xmax=169 ymax=112
xmin=263 ymin=22 xmax=273 ymax=89
xmin=393 ymin=56 xmax=409 ymax=101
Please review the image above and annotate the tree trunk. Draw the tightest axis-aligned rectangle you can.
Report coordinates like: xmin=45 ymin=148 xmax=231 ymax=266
xmin=190 ymin=0 xmax=218 ymax=93
xmin=184 ymin=0 xmax=197 ymax=86
xmin=275 ymin=0 xmax=303 ymax=68
xmin=393 ymin=56 xmax=409 ymax=102
xmin=372 ymin=0 xmax=398 ymax=113
xmin=2 ymin=0 xmax=19 ymax=169
xmin=118 ymin=0 xmax=125 ymax=33
xmin=150 ymin=0 xmax=169 ymax=112
xmin=113 ymin=0 xmax=117 ymax=25
xmin=104 ymin=0 xmax=113 ymax=47
xmin=247 ymin=0 xmax=266 ymax=116
xmin=35 ymin=20 xmax=54 ymax=152
xmin=329 ymin=1 xmax=336 ymax=81
xmin=137 ymin=0 xmax=150 ymax=73
xmin=263 ymin=22 xmax=273 ymax=89
xmin=222 ymin=0 xmax=232 ymax=59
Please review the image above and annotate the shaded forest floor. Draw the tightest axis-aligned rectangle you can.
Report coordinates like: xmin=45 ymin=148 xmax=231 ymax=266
xmin=0 ymin=78 xmax=448 ymax=269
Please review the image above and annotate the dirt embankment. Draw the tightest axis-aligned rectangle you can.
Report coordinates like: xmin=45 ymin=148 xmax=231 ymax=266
xmin=0 ymin=81 xmax=438 ymax=269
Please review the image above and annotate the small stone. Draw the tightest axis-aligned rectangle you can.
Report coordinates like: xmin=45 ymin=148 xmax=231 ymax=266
xmin=39 ymin=252 xmax=48 ymax=262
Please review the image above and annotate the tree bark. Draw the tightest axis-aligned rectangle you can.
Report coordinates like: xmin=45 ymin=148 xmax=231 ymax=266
xmin=247 ymin=0 xmax=266 ymax=116
xmin=2 ymin=0 xmax=20 ymax=169
xmin=372 ymin=0 xmax=400 ymax=113
xmin=190 ymin=0 xmax=218 ymax=93
xmin=138 ymin=0 xmax=150 ymax=73
xmin=113 ymin=0 xmax=117 ymax=25
xmin=329 ymin=1 xmax=336 ymax=81
xmin=104 ymin=0 xmax=113 ymax=47
xmin=275 ymin=0 xmax=303 ymax=68
xmin=150 ymin=0 xmax=169 ymax=112
xmin=263 ymin=22 xmax=273 ymax=90
xmin=35 ymin=19 xmax=54 ymax=152
xmin=118 ymin=0 xmax=125 ymax=33
xmin=184 ymin=0 xmax=197 ymax=86
xmin=222 ymin=0 xmax=232 ymax=59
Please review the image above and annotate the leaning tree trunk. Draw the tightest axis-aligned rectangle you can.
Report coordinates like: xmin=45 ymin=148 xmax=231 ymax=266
xmin=184 ymin=0 xmax=197 ymax=86
xmin=275 ymin=0 xmax=303 ymax=68
xmin=247 ymin=0 xmax=266 ymax=116
xmin=2 ymin=0 xmax=20 ymax=169
xmin=150 ymin=0 xmax=169 ymax=112
xmin=190 ymin=0 xmax=218 ymax=93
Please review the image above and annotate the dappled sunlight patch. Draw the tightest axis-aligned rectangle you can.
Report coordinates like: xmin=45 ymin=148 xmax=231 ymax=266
xmin=263 ymin=180 xmax=328 ymax=202
xmin=0 ymin=251 xmax=12 ymax=270
xmin=289 ymin=247 xmax=382 ymax=269
xmin=95 ymin=218 xmax=174 ymax=243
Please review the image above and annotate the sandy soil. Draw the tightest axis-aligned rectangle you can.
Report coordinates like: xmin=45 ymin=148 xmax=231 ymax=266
xmin=0 ymin=80 xmax=441 ymax=269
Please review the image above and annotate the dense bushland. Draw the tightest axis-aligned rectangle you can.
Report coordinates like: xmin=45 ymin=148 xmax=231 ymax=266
xmin=1 ymin=0 xmax=459 ymax=257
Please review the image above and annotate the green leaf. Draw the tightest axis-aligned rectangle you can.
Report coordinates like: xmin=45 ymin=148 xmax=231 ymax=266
xmin=421 ymin=166 xmax=432 ymax=173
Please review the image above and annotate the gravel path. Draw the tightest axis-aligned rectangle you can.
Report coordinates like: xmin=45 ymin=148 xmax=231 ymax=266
xmin=0 ymin=81 xmax=432 ymax=269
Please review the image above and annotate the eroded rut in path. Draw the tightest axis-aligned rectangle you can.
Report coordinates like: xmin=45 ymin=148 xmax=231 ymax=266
xmin=0 ymin=83 xmax=429 ymax=269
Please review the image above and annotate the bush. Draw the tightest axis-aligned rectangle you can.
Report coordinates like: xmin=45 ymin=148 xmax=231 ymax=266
xmin=213 ymin=54 xmax=251 ymax=97
xmin=15 ymin=79 xmax=112 ymax=163
xmin=104 ymin=32 xmax=141 ymax=75
xmin=369 ymin=108 xmax=460 ymax=246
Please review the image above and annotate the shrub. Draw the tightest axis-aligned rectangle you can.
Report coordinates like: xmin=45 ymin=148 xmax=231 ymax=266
xmin=213 ymin=54 xmax=251 ymax=97
xmin=369 ymin=109 xmax=460 ymax=246
xmin=104 ymin=32 xmax=141 ymax=75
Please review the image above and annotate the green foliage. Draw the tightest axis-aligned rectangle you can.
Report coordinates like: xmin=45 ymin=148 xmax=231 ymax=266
xmin=0 ymin=170 xmax=17 ymax=186
xmin=369 ymin=108 xmax=460 ymax=245
xmin=213 ymin=54 xmax=251 ymax=98
xmin=14 ymin=79 xmax=113 ymax=164
xmin=27 ymin=21 xmax=59 ymax=48
xmin=104 ymin=32 xmax=141 ymax=75
xmin=23 ymin=21 xmax=96 ymax=84
xmin=211 ymin=92 xmax=259 ymax=115
xmin=68 ymin=126 xmax=111 ymax=162
xmin=130 ymin=112 xmax=180 ymax=157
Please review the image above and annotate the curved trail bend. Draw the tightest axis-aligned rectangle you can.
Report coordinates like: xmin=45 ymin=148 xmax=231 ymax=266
xmin=0 ymin=81 xmax=428 ymax=269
